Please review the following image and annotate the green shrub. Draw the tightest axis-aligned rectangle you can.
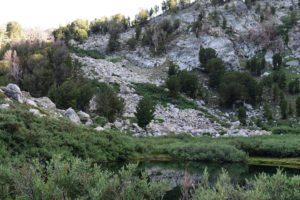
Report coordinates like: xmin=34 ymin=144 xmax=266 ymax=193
xmin=199 ymin=47 xmax=217 ymax=70
xmin=192 ymin=169 xmax=300 ymax=200
xmin=135 ymin=26 xmax=142 ymax=40
xmin=69 ymin=46 xmax=105 ymax=59
xmin=132 ymin=83 xmax=197 ymax=109
xmin=168 ymin=62 xmax=178 ymax=76
xmin=178 ymin=70 xmax=200 ymax=98
xmin=0 ymin=158 xmax=170 ymax=200
xmin=94 ymin=83 xmax=125 ymax=122
xmin=166 ymin=75 xmax=181 ymax=97
xmin=237 ymin=107 xmax=247 ymax=125
xmin=168 ymin=143 xmax=247 ymax=162
xmin=127 ymin=37 xmax=137 ymax=50
xmin=219 ymin=72 xmax=261 ymax=107
xmin=207 ymin=58 xmax=225 ymax=88
xmin=74 ymin=28 xmax=88 ymax=43
xmin=273 ymin=53 xmax=282 ymax=70
xmin=48 ymin=79 xmax=95 ymax=110
xmin=135 ymin=95 xmax=156 ymax=129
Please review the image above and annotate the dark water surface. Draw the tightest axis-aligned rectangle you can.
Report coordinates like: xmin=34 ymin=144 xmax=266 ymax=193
xmin=101 ymin=160 xmax=300 ymax=200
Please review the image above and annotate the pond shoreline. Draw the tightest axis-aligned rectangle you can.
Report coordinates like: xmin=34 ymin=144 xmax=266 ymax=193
xmin=128 ymin=153 xmax=300 ymax=169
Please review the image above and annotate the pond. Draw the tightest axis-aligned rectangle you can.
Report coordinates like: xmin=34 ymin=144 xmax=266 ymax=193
xmin=101 ymin=160 xmax=300 ymax=200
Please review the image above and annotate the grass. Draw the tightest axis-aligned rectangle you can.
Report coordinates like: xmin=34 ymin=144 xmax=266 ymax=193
xmin=132 ymin=82 xmax=198 ymax=109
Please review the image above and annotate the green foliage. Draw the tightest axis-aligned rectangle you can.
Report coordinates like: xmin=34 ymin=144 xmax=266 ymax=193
xmin=132 ymin=83 xmax=197 ymax=109
xmin=168 ymin=143 xmax=247 ymax=162
xmin=94 ymin=83 xmax=125 ymax=122
xmin=199 ymin=47 xmax=217 ymax=70
xmin=207 ymin=58 xmax=225 ymax=88
xmin=273 ymin=53 xmax=282 ymax=70
xmin=288 ymin=79 xmax=300 ymax=94
xmin=135 ymin=96 xmax=156 ymax=129
xmin=192 ymin=169 xmax=300 ymax=200
xmin=68 ymin=46 xmax=105 ymax=59
xmin=166 ymin=75 xmax=181 ymax=97
xmin=127 ymin=37 xmax=137 ymax=50
xmin=135 ymin=9 xmax=149 ymax=25
xmin=106 ymin=38 xmax=121 ymax=53
xmin=173 ymin=19 xmax=181 ymax=30
xmin=48 ymin=79 xmax=95 ymax=110
xmin=22 ymin=54 xmax=54 ymax=97
xmin=135 ymin=26 xmax=142 ymax=40
xmin=219 ymin=72 xmax=261 ymax=107
xmin=178 ymin=70 xmax=200 ymax=98
xmin=0 ymin=158 xmax=170 ymax=200
xmin=280 ymin=96 xmax=288 ymax=119
xmin=0 ymin=104 xmax=134 ymax=162
xmin=73 ymin=28 xmax=88 ymax=43
xmin=168 ymin=62 xmax=178 ymax=76
xmin=246 ymin=56 xmax=266 ymax=76
xmin=263 ymin=105 xmax=273 ymax=120
xmin=271 ymin=6 xmax=276 ymax=15
xmin=0 ymin=60 xmax=9 ymax=76
xmin=222 ymin=16 xmax=227 ymax=29
xmin=237 ymin=107 xmax=247 ymax=125
xmin=6 ymin=21 xmax=24 ymax=39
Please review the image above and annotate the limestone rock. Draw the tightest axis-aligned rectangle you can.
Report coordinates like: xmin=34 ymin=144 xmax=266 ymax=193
xmin=65 ymin=108 xmax=81 ymax=124
xmin=4 ymin=84 xmax=23 ymax=103
xmin=34 ymin=97 xmax=56 ymax=110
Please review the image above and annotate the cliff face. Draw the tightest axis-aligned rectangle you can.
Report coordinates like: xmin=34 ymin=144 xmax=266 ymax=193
xmin=74 ymin=0 xmax=299 ymax=70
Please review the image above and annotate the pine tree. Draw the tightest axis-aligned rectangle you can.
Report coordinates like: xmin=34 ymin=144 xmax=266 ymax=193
xmin=135 ymin=96 xmax=156 ymax=129
xmin=237 ymin=107 xmax=247 ymax=125
xmin=280 ymin=95 xmax=288 ymax=119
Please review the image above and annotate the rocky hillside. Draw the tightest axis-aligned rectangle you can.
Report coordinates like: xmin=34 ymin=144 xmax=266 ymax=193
xmin=75 ymin=0 xmax=299 ymax=70
xmin=2 ymin=0 xmax=299 ymax=138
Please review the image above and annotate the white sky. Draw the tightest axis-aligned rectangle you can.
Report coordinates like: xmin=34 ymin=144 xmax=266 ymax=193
xmin=1 ymin=0 xmax=164 ymax=29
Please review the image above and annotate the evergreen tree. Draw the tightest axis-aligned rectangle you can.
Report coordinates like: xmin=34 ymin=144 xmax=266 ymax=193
xmin=273 ymin=53 xmax=282 ymax=70
xmin=166 ymin=75 xmax=181 ymax=97
xmin=207 ymin=58 xmax=225 ymax=88
xmin=280 ymin=92 xmax=287 ymax=119
xmin=237 ymin=107 xmax=247 ymax=125
xmin=199 ymin=47 xmax=217 ymax=70
xmin=135 ymin=96 xmax=156 ymax=129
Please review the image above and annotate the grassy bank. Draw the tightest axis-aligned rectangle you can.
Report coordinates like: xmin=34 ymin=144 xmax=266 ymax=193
xmin=248 ymin=157 xmax=300 ymax=169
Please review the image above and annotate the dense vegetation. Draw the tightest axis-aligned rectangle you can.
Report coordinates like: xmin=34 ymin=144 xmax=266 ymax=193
xmin=192 ymin=169 xmax=300 ymax=200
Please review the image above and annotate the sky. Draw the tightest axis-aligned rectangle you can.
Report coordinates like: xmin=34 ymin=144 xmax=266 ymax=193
xmin=0 ymin=0 xmax=164 ymax=29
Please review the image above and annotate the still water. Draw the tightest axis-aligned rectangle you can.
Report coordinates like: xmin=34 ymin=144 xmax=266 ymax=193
xmin=102 ymin=160 xmax=300 ymax=200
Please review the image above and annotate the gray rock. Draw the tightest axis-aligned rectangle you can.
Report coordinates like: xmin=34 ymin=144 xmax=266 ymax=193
xmin=65 ymin=108 xmax=81 ymax=124
xmin=286 ymin=60 xmax=299 ymax=67
xmin=25 ymin=99 xmax=37 ymax=107
xmin=95 ymin=126 xmax=104 ymax=131
xmin=77 ymin=111 xmax=90 ymax=119
xmin=0 ymin=104 xmax=9 ymax=109
xmin=114 ymin=121 xmax=123 ymax=128
xmin=265 ymin=50 xmax=273 ymax=64
xmin=5 ymin=84 xmax=23 ymax=103
xmin=34 ymin=97 xmax=56 ymax=110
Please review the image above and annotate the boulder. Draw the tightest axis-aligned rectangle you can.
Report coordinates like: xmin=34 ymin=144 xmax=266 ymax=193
xmin=0 ymin=104 xmax=9 ymax=109
xmin=286 ymin=60 xmax=299 ymax=67
xmin=4 ymin=84 xmax=23 ymax=103
xmin=95 ymin=126 xmax=104 ymax=131
xmin=34 ymin=97 xmax=56 ymax=110
xmin=65 ymin=108 xmax=81 ymax=124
